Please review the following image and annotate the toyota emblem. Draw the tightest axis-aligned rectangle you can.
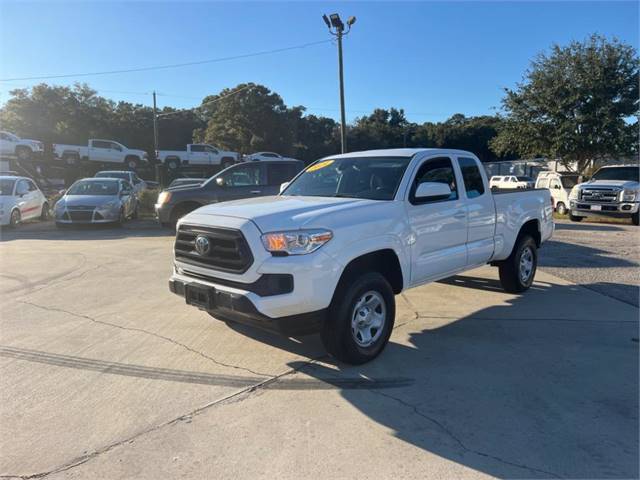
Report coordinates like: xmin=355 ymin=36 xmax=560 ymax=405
xmin=194 ymin=235 xmax=211 ymax=256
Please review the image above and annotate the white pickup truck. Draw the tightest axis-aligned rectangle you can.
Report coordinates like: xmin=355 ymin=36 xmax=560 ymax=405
xmin=157 ymin=144 xmax=240 ymax=170
xmin=0 ymin=131 xmax=44 ymax=161
xmin=569 ymin=165 xmax=639 ymax=225
xmin=53 ymin=139 xmax=148 ymax=170
xmin=169 ymin=149 xmax=553 ymax=364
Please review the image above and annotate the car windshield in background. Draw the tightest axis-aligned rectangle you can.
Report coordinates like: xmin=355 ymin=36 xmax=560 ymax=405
xmin=560 ymin=176 xmax=580 ymax=188
xmin=96 ymin=172 xmax=129 ymax=181
xmin=592 ymin=167 xmax=639 ymax=182
xmin=282 ymin=157 xmax=411 ymax=200
xmin=67 ymin=180 xmax=119 ymax=196
xmin=516 ymin=176 xmax=533 ymax=182
xmin=0 ymin=179 xmax=16 ymax=195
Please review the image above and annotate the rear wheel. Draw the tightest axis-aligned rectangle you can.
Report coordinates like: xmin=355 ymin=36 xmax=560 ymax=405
xmin=63 ymin=154 xmax=78 ymax=166
xmin=40 ymin=203 xmax=50 ymax=221
xmin=321 ymin=272 xmax=395 ymax=364
xmin=126 ymin=157 xmax=139 ymax=170
xmin=556 ymin=202 xmax=567 ymax=215
xmin=498 ymin=235 xmax=537 ymax=293
xmin=569 ymin=213 xmax=583 ymax=222
xmin=166 ymin=158 xmax=180 ymax=171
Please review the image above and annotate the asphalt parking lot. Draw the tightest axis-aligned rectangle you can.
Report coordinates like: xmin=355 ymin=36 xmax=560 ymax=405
xmin=0 ymin=220 xmax=638 ymax=479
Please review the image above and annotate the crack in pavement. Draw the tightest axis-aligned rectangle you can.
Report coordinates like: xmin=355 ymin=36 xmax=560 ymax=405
xmin=369 ymin=390 xmax=563 ymax=479
xmin=0 ymin=356 xmax=327 ymax=480
xmin=17 ymin=300 xmax=273 ymax=378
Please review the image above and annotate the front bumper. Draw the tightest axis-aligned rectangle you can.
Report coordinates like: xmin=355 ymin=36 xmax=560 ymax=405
xmin=154 ymin=203 xmax=172 ymax=224
xmin=570 ymin=200 xmax=639 ymax=217
xmin=169 ymin=277 xmax=326 ymax=336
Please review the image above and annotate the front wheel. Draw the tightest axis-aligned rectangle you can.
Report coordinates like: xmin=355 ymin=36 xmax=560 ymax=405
xmin=632 ymin=211 xmax=639 ymax=226
xmin=16 ymin=147 xmax=31 ymax=161
xmin=166 ymin=158 xmax=180 ymax=171
xmin=126 ymin=157 xmax=139 ymax=170
xmin=321 ymin=272 xmax=395 ymax=364
xmin=498 ymin=235 xmax=537 ymax=293
xmin=9 ymin=209 xmax=20 ymax=228
xmin=569 ymin=213 xmax=583 ymax=222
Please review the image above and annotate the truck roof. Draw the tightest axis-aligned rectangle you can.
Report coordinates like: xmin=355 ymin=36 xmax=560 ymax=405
xmin=326 ymin=148 xmax=476 ymax=159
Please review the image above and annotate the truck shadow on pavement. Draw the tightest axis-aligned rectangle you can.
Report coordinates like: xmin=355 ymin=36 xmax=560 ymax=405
xmin=0 ymin=220 xmax=173 ymax=242
xmin=277 ymin=277 xmax=638 ymax=479
xmin=555 ymin=222 xmax=628 ymax=232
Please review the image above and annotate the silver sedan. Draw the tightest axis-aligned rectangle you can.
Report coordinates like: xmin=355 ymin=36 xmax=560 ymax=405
xmin=54 ymin=178 xmax=138 ymax=226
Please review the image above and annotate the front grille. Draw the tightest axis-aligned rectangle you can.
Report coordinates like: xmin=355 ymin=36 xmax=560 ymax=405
xmin=580 ymin=188 xmax=620 ymax=203
xmin=68 ymin=205 xmax=95 ymax=210
xmin=182 ymin=269 xmax=293 ymax=297
xmin=68 ymin=211 xmax=93 ymax=221
xmin=174 ymin=224 xmax=254 ymax=273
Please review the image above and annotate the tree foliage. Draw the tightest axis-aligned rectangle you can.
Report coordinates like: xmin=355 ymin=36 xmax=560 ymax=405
xmin=491 ymin=34 xmax=639 ymax=172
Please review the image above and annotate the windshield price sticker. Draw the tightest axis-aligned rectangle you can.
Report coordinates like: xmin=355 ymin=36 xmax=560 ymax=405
xmin=306 ymin=160 xmax=334 ymax=172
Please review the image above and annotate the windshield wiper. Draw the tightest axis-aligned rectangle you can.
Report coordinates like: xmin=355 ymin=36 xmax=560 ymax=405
xmin=332 ymin=193 xmax=359 ymax=198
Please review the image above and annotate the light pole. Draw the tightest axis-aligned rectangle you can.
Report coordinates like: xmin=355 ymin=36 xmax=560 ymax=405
xmin=322 ymin=13 xmax=356 ymax=154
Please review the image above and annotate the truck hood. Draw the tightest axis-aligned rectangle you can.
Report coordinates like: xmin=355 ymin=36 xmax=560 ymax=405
xmin=192 ymin=195 xmax=380 ymax=232
xmin=580 ymin=179 xmax=639 ymax=189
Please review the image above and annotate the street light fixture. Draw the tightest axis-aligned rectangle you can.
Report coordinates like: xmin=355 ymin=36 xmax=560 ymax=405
xmin=322 ymin=13 xmax=356 ymax=153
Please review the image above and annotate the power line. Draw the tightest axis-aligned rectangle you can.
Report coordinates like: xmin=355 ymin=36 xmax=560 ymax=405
xmin=0 ymin=39 xmax=333 ymax=82
xmin=156 ymin=84 xmax=253 ymax=118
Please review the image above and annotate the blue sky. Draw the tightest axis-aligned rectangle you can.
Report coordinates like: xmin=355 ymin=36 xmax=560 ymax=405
xmin=0 ymin=1 xmax=637 ymax=123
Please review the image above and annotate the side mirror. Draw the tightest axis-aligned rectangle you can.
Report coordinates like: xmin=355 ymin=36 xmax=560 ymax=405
xmin=216 ymin=177 xmax=225 ymax=187
xmin=415 ymin=182 xmax=452 ymax=202
xmin=59 ymin=189 xmax=66 ymax=196
xmin=279 ymin=182 xmax=290 ymax=193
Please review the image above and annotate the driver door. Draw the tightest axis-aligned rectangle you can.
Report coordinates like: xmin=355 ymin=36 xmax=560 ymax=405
xmin=405 ymin=156 xmax=468 ymax=285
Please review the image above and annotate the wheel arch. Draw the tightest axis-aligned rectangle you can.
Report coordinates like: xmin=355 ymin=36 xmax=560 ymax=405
xmin=335 ymin=249 xmax=404 ymax=296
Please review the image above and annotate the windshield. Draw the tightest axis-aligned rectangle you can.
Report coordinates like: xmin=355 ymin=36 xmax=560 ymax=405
xmin=67 ymin=180 xmax=119 ymax=195
xmin=560 ymin=176 xmax=580 ymax=188
xmin=96 ymin=172 xmax=129 ymax=181
xmin=282 ymin=157 xmax=411 ymax=200
xmin=0 ymin=179 xmax=16 ymax=196
xmin=592 ymin=167 xmax=639 ymax=182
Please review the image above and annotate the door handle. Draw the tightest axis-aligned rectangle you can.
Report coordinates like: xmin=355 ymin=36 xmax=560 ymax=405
xmin=250 ymin=190 xmax=262 ymax=194
xmin=453 ymin=211 xmax=466 ymax=219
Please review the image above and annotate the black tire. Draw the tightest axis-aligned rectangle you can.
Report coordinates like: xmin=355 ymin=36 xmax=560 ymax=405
xmin=116 ymin=208 xmax=126 ymax=227
xmin=16 ymin=147 xmax=31 ymax=161
xmin=569 ymin=213 xmax=583 ymax=222
xmin=498 ymin=235 xmax=537 ymax=294
xmin=40 ymin=203 xmax=50 ymax=221
xmin=166 ymin=158 xmax=180 ymax=171
xmin=632 ymin=211 xmax=639 ymax=226
xmin=556 ymin=202 xmax=567 ymax=215
xmin=321 ymin=271 xmax=395 ymax=365
xmin=126 ymin=157 xmax=139 ymax=170
xmin=63 ymin=154 xmax=78 ymax=166
xmin=9 ymin=209 xmax=20 ymax=228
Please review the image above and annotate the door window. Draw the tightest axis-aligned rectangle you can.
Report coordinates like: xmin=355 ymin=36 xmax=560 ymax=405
xmin=110 ymin=142 xmax=123 ymax=151
xmin=204 ymin=146 xmax=218 ymax=154
xmin=218 ymin=164 xmax=265 ymax=187
xmin=190 ymin=145 xmax=205 ymax=153
xmin=550 ymin=179 xmax=561 ymax=189
xmin=92 ymin=141 xmax=111 ymax=149
xmin=26 ymin=180 xmax=38 ymax=191
xmin=538 ymin=178 xmax=549 ymax=188
xmin=16 ymin=180 xmax=29 ymax=195
xmin=457 ymin=157 xmax=485 ymax=199
xmin=267 ymin=163 xmax=298 ymax=185
xmin=410 ymin=157 xmax=458 ymax=204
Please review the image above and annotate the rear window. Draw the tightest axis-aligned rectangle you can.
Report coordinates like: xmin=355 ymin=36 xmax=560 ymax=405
xmin=96 ymin=172 xmax=129 ymax=181
xmin=458 ymin=157 xmax=485 ymax=199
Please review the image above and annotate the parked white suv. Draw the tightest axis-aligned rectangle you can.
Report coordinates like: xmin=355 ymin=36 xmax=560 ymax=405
xmin=569 ymin=165 xmax=639 ymax=225
xmin=489 ymin=175 xmax=535 ymax=190
xmin=0 ymin=175 xmax=49 ymax=227
xmin=168 ymin=149 xmax=553 ymax=364
xmin=0 ymin=131 xmax=44 ymax=161
xmin=535 ymin=171 xmax=581 ymax=215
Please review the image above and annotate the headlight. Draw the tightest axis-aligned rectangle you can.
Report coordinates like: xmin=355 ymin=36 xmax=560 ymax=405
xmin=622 ymin=189 xmax=638 ymax=202
xmin=261 ymin=229 xmax=333 ymax=255
xmin=157 ymin=191 xmax=172 ymax=204
xmin=569 ymin=186 xmax=580 ymax=200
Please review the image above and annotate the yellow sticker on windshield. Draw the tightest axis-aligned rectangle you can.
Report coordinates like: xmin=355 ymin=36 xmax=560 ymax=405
xmin=306 ymin=160 xmax=334 ymax=172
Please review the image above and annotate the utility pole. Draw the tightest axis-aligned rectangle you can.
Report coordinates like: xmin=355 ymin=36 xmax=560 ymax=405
xmin=322 ymin=14 xmax=356 ymax=154
xmin=152 ymin=91 xmax=159 ymax=160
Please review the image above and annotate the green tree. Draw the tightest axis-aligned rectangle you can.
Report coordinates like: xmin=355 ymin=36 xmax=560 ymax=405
xmin=491 ymin=34 xmax=639 ymax=172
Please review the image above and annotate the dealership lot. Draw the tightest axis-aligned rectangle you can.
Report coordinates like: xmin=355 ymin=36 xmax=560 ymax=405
xmin=0 ymin=221 xmax=637 ymax=479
